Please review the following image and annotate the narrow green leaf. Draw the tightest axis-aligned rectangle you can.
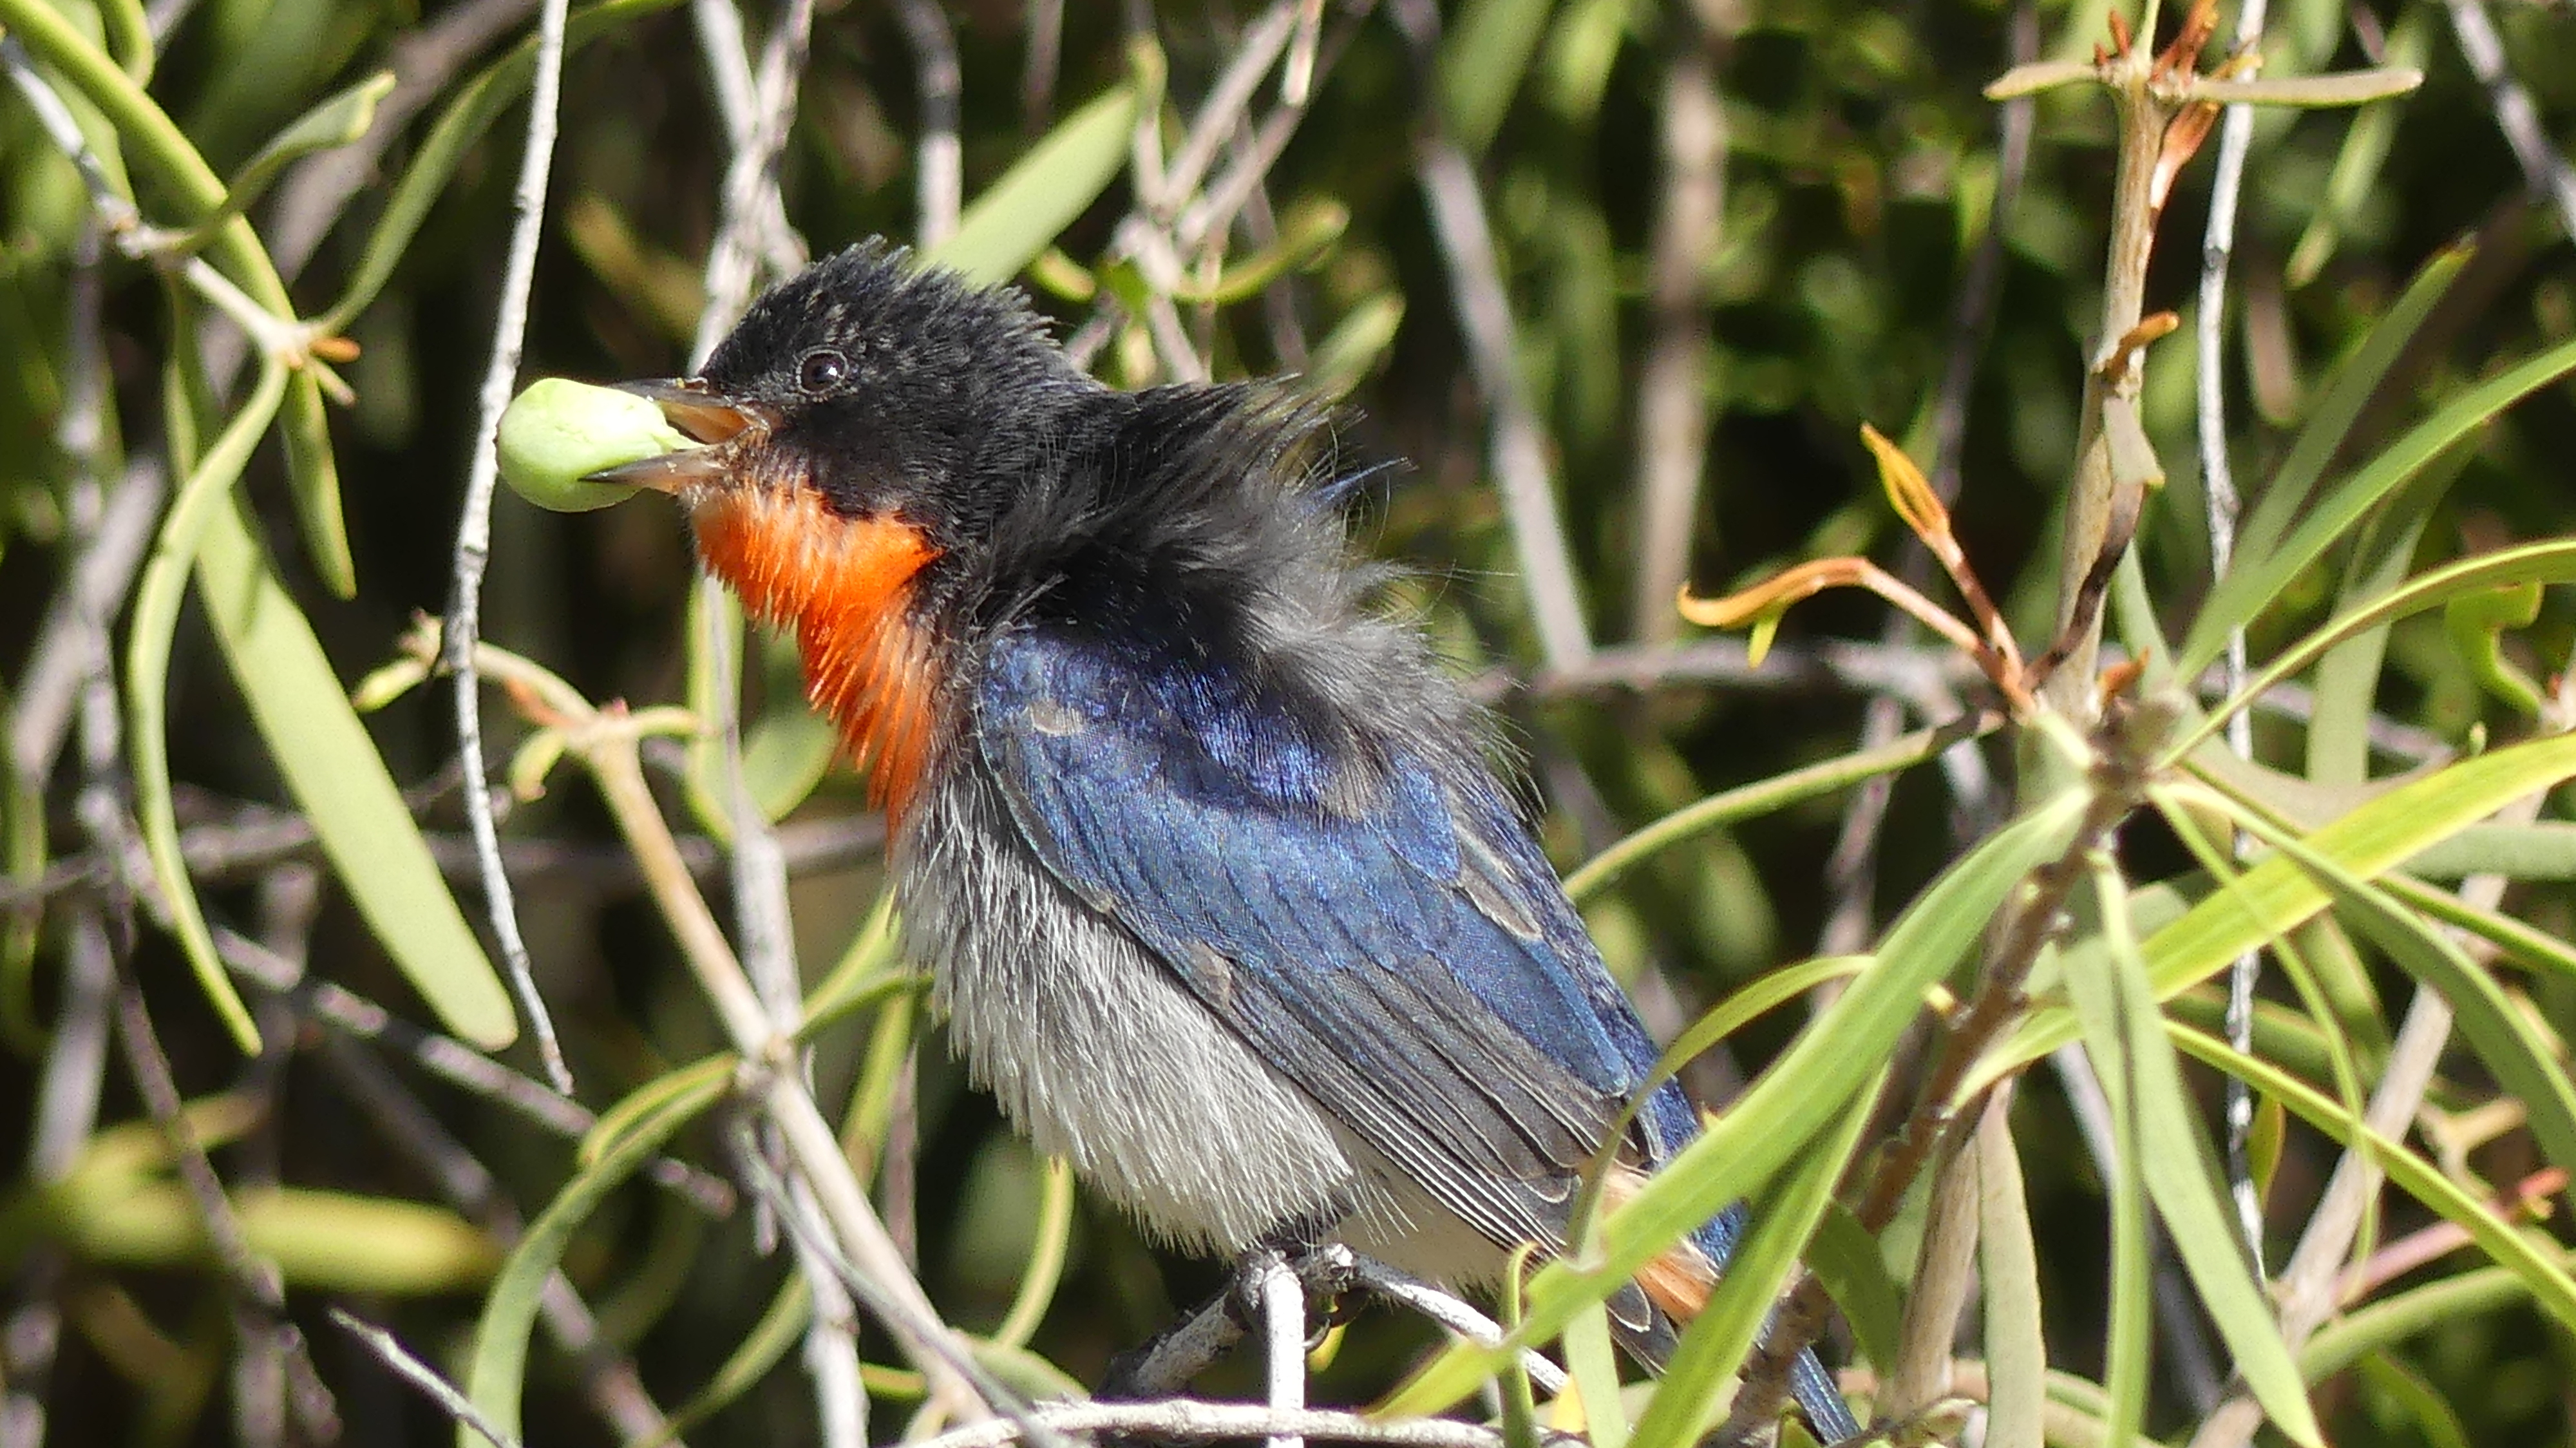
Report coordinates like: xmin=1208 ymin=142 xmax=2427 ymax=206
xmin=1625 ymin=1072 xmax=1877 ymax=1448
xmin=2255 ymin=819 xmax=2576 ymax=1188
xmin=990 ymin=1157 xmax=1076 ymax=1350
xmin=1992 ymin=730 xmax=2576 ymax=1082
xmin=1804 ymin=1204 xmax=1902 ymax=1378
xmin=319 ymin=0 xmax=685 ymax=334
xmin=2306 ymin=439 xmax=2474 ymax=786
xmin=189 ymin=495 xmax=518 ymax=1048
xmin=2190 ymin=68 xmax=2423 ymax=107
xmin=2282 ymin=16 xmax=2425 ymax=286
xmin=2182 ymin=539 xmax=2576 ymax=760
xmin=2065 ymin=873 xmax=2159 ymax=1448
xmin=634 ymin=1274 xmax=813 ymax=1448
xmin=2197 ymin=239 xmax=2468 ymax=670
xmin=1309 ymin=294 xmax=1405 ymax=399
xmin=925 ymin=83 xmax=1139 ymax=289
xmin=2172 ymin=1021 xmax=2576 ymax=1337
xmin=2181 ymin=331 xmax=2576 ymax=676
xmin=2385 ymin=874 xmax=2576 ymax=984
xmin=464 ymin=1065 xmax=730 ymax=1448
xmin=2092 ymin=864 xmax=2324 ymax=1446
xmin=1568 ymin=716 xmax=1998 ymax=902
xmin=48 ymin=1181 xmax=496 ymax=1293
xmin=126 ymin=365 xmax=292 ymax=1055
xmin=2302 ymin=1257 xmax=2573 ymax=1382
xmin=209 ymin=71 xmax=397 ymax=234
xmin=1560 ymin=1299 xmax=1627 ymax=1448
xmin=1976 ymin=1112 xmax=2046 ymax=1448
xmin=1439 ymin=0 xmax=1556 ymax=156
xmin=1383 ymin=792 xmax=2087 ymax=1415
xmin=741 ymin=705 xmax=838 ymax=821
xmin=2353 ymin=1353 xmax=2475 ymax=1448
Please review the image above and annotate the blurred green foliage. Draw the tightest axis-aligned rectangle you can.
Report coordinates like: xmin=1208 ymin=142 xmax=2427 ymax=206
xmin=4 ymin=0 xmax=2576 ymax=1444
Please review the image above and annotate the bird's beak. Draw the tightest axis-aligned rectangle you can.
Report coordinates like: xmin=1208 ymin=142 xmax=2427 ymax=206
xmin=583 ymin=379 xmax=779 ymax=492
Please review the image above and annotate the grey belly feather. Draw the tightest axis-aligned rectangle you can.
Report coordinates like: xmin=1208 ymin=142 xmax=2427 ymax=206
xmin=900 ymin=761 xmax=1501 ymax=1284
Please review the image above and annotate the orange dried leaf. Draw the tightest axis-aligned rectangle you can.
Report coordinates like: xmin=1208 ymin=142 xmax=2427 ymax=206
xmin=1675 ymin=557 xmax=1875 ymax=629
xmin=1860 ymin=423 xmax=1949 ymax=544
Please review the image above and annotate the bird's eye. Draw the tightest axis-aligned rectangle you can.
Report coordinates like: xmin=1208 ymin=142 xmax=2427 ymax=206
xmin=797 ymin=348 xmax=849 ymax=392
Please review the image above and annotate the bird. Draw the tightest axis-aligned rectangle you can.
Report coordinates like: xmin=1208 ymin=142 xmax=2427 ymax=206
xmin=591 ymin=242 xmax=1861 ymax=1442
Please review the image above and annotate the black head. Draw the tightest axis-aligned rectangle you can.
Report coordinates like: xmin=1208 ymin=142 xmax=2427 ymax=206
xmin=595 ymin=243 xmax=1091 ymax=548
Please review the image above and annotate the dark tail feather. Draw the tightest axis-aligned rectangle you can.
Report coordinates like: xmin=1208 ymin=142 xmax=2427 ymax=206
xmin=1596 ymin=1210 xmax=1864 ymax=1443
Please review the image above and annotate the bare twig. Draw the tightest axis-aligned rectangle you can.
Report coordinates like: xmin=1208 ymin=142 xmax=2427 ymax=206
xmin=2443 ymin=0 xmax=2576 ymax=242
xmin=1628 ymin=18 xmax=1728 ymax=645
xmin=1411 ymin=146 xmax=1591 ymax=671
xmin=214 ymin=922 xmax=737 ymax=1215
xmin=2195 ymin=0 xmax=2271 ymax=1279
xmin=317 ymin=1034 xmax=682 ymax=1443
xmin=895 ymin=0 xmax=963 ymax=247
xmin=445 ymin=0 xmax=576 ymax=1093
xmin=2184 ymin=778 xmax=2544 ymax=1448
xmin=917 ymin=1400 xmax=1520 ymax=1448
xmin=112 ymin=971 xmax=341 ymax=1443
xmin=330 ymin=1311 xmax=524 ymax=1448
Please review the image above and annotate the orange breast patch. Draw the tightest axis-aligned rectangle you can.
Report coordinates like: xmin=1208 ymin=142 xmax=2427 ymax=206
xmin=691 ymin=486 xmax=944 ymax=822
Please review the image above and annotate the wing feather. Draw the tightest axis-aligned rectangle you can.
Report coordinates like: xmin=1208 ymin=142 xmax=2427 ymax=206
xmin=972 ymin=620 xmax=1664 ymax=1258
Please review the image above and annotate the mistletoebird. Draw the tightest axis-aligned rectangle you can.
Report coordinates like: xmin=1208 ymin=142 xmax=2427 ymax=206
xmin=592 ymin=244 xmax=1860 ymax=1441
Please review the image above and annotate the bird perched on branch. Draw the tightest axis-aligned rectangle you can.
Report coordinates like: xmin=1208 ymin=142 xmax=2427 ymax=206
xmin=593 ymin=243 xmax=1860 ymax=1442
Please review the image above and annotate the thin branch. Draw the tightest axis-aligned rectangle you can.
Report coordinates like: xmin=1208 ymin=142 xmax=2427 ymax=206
xmin=1411 ymin=142 xmax=1591 ymax=671
xmin=316 ymin=1034 xmax=683 ymax=1443
xmin=2195 ymin=0 xmax=2271 ymax=1281
xmin=112 ymin=969 xmax=341 ymax=1443
xmin=215 ymin=922 xmax=737 ymax=1216
xmin=1628 ymin=18 xmax=1728 ymax=645
xmin=444 ymin=0 xmax=576 ymax=1093
xmin=918 ymin=1401 xmax=1520 ymax=1448
xmin=330 ymin=1311 xmax=524 ymax=1448
xmin=1020 ymin=0 xmax=1062 ymax=132
xmin=2439 ymin=0 xmax=2576 ymax=240
xmin=895 ymin=0 xmax=962 ymax=247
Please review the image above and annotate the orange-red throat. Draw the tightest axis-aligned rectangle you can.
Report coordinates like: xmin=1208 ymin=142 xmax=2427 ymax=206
xmin=690 ymin=485 xmax=944 ymax=823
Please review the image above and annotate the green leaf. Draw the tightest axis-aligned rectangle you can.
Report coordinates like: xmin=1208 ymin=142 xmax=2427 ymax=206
xmin=1625 ymin=1071 xmax=1877 ymax=1448
xmin=1568 ymin=716 xmax=1998 ymax=902
xmin=1976 ymin=1114 xmax=2046 ymax=1448
xmin=2305 ymin=439 xmax=2475 ymax=786
xmin=2087 ymin=862 xmax=2324 ymax=1447
xmin=634 ymin=1274 xmax=813 ymax=1448
xmin=1990 ymin=729 xmax=2576 ymax=1084
xmin=2302 ymin=1257 xmax=2573 ymax=1382
xmin=319 ymin=0 xmax=686 ymax=334
xmin=2181 ymin=331 xmax=2576 ymax=678
xmin=2443 ymin=582 xmax=2548 ymax=718
xmin=1383 ymin=792 xmax=2087 ymax=1415
xmin=1805 ymin=1204 xmax=1902 ymax=1377
xmin=2221 ymin=243 xmax=2467 ymax=600
xmin=925 ymin=82 xmax=1139 ymax=289
xmin=2175 ymin=1020 xmax=2576 ymax=1336
xmin=464 ymin=1063 xmax=730 ymax=1448
xmin=207 ymin=71 xmax=397 ymax=237
xmin=2400 ymin=822 xmax=2576 ymax=881
xmin=2174 ymin=538 xmax=2576 ymax=762
xmin=1560 ymin=1297 xmax=1627 ymax=1448
xmin=2281 ymin=16 xmax=2426 ymax=285
xmin=2254 ymin=818 xmax=2576 ymax=1188
xmin=1309 ymin=293 xmax=1405 ymax=399
xmin=193 ymin=492 xmax=518 ymax=1049
xmin=741 ymin=705 xmax=838 ymax=821
xmin=126 ymin=364 xmax=293 ymax=1054
xmin=2385 ymin=874 xmax=2576 ymax=984
xmin=1440 ymin=0 xmax=1556 ymax=157
xmin=47 ymin=1181 xmax=497 ymax=1293
xmin=2065 ymin=872 xmax=2169 ymax=1448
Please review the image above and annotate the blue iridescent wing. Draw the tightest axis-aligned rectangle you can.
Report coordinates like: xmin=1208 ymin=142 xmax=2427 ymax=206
xmin=972 ymin=619 xmax=1690 ymax=1256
